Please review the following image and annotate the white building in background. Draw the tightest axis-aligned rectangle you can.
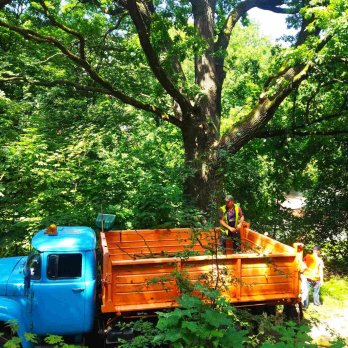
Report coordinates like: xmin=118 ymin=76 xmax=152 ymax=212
xmin=281 ymin=191 xmax=306 ymax=216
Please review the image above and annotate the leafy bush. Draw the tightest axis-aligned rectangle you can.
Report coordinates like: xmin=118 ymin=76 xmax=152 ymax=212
xmin=154 ymin=291 xmax=248 ymax=348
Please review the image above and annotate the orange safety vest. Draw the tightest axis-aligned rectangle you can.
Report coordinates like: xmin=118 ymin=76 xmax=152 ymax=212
xmin=303 ymin=254 xmax=323 ymax=281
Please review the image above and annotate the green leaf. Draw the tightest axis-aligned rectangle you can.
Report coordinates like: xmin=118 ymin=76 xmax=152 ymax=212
xmin=3 ymin=337 xmax=22 ymax=348
xmin=44 ymin=334 xmax=64 ymax=345
xmin=220 ymin=328 xmax=248 ymax=348
xmin=165 ymin=329 xmax=182 ymax=343
xmin=24 ymin=332 xmax=38 ymax=343
xmin=181 ymin=321 xmax=199 ymax=333
xmin=203 ymin=309 xmax=231 ymax=328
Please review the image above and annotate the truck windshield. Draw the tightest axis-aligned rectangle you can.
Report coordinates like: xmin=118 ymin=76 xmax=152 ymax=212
xmin=26 ymin=250 xmax=42 ymax=280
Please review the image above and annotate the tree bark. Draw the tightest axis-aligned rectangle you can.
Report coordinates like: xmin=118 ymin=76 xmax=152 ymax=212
xmin=182 ymin=115 xmax=221 ymax=210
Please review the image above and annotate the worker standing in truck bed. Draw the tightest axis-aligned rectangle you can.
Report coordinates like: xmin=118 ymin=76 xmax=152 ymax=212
xmin=219 ymin=195 xmax=244 ymax=253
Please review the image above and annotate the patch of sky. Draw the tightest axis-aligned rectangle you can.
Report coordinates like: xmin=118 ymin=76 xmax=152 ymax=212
xmin=248 ymin=8 xmax=298 ymax=46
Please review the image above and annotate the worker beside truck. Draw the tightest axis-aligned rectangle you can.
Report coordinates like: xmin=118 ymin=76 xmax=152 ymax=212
xmin=301 ymin=245 xmax=325 ymax=308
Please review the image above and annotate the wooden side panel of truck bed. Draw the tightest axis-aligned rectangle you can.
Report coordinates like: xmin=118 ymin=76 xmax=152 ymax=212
xmin=100 ymin=224 xmax=303 ymax=313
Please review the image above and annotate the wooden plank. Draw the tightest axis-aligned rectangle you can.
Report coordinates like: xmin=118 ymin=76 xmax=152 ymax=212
xmin=241 ymin=275 xmax=293 ymax=285
xmin=236 ymin=259 xmax=241 ymax=300
xmin=99 ymin=233 xmax=113 ymax=308
xmin=105 ymin=229 xmax=216 ymax=242
xmin=242 ymin=266 xmax=294 ymax=277
xmin=113 ymin=282 xmax=176 ymax=293
xmin=112 ymin=257 xmax=181 ymax=266
xmin=108 ymin=240 xmax=210 ymax=249
xmin=106 ymin=234 xmax=216 ymax=244
xmin=243 ymin=228 xmax=294 ymax=254
xmin=241 ymin=282 xmax=293 ymax=294
xmin=110 ymin=253 xmax=296 ymax=266
xmin=114 ymin=301 xmax=178 ymax=312
xmin=110 ymin=292 xmax=298 ymax=313
xmin=241 ymin=257 xmax=296 ymax=268
xmin=113 ymin=263 xmax=178 ymax=276
xmin=237 ymin=293 xmax=297 ymax=302
xmin=113 ymin=289 xmax=179 ymax=306
xmin=114 ymin=273 xmax=175 ymax=284
xmin=108 ymin=244 xmax=207 ymax=255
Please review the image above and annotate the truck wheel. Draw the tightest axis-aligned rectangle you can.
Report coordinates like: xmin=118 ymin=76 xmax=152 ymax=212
xmin=283 ymin=303 xmax=303 ymax=322
xmin=264 ymin=304 xmax=276 ymax=316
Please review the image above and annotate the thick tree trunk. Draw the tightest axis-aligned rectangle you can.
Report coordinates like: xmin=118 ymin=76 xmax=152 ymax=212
xmin=181 ymin=113 xmax=223 ymax=211
xmin=183 ymin=0 xmax=223 ymax=211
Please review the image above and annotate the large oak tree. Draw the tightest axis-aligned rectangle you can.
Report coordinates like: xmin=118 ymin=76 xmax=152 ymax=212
xmin=0 ymin=0 xmax=347 ymax=210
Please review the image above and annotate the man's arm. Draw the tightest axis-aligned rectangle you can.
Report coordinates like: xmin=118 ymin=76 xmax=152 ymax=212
xmin=219 ymin=218 xmax=236 ymax=232
xmin=237 ymin=206 xmax=244 ymax=228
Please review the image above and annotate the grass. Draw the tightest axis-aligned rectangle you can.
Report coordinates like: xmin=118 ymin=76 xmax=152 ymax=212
xmin=320 ymin=276 xmax=348 ymax=305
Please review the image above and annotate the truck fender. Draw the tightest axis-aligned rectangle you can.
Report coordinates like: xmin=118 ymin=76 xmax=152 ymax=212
xmin=0 ymin=296 xmax=33 ymax=348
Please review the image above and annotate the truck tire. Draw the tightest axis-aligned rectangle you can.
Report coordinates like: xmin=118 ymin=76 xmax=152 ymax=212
xmin=283 ymin=303 xmax=303 ymax=322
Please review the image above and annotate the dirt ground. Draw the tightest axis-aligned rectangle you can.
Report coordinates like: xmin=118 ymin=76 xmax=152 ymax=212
xmin=304 ymin=299 xmax=348 ymax=346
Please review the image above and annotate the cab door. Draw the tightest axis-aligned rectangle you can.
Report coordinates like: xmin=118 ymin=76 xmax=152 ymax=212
xmin=30 ymin=252 xmax=86 ymax=335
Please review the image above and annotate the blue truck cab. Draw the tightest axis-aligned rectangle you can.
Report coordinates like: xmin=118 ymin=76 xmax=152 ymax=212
xmin=0 ymin=226 xmax=97 ymax=347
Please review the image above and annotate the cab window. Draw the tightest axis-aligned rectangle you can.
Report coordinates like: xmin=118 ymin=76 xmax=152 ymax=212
xmin=47 ymin=254 xmax=82 ymax=279
xmin=26 ymin=252 xmax=41 ymax=280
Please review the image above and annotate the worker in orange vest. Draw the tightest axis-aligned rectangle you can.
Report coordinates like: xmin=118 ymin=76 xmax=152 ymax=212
xmin=219 ymin=195 xmax=244 ymax=253
xmin=302 ymin=246 xmax=324 ymax=308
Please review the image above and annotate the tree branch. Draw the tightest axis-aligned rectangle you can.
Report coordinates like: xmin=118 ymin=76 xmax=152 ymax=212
xmin=217 ymin=34 xmax=334 ymax=156
xmin=0 ymin=0 xmax=11 ymax=9
xmin=0 ymin=74 xmax=183 ymax=127
xmin=79 ymin=0 xmax=125 ymax=17
xmin=262 ymin=34 xmax=334 ymax=98
xmin=39 ymin=0 xmax=86 ymax=60
xmin=213 ymin=0 xmax=298 ymax=114
xmin=0 ymin=75 xmax=111 ymax=93
xmin=215 ymin=0 xmax=296 ymax=54
xmin=125 ymin=0 xmax=192 ymax=114
xmin=256 ymin=108 xmax=347 ymax=138
xmin=102 ymin=13 xmax=126 ymax=42
xmin=329 ymin=56 xmax=348 ymax=66
xmin=255 ymin=129 xmax=348 ymax=138
xmin=0 ymin=20 xmax=184 ymax=128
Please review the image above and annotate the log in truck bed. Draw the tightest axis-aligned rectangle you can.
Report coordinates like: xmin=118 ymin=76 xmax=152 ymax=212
xmin=100 ymin=223 xmax=303 ymax=314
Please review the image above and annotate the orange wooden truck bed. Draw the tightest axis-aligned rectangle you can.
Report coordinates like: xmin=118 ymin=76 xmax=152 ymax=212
xmin=100 ymin=224 xmax=303 ymax=314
